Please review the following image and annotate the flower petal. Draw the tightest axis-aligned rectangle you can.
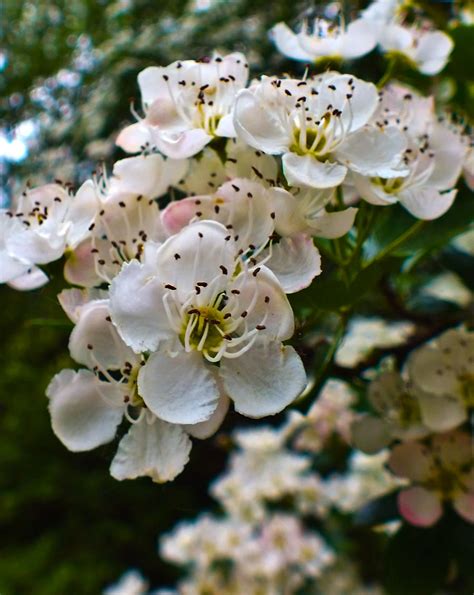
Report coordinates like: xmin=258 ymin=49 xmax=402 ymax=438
xmin=306 ymin=207 xmax=358 ymax=238
xmin=399 ymin=188 xmax=456 ymax=220
xmin=351 ymin=415 xmax=392 ymax=454
xmin=282 ymin=153 xmax=347 ymax=189
xmin=234 ymin=89 xmax=292 ymax=155
xmin=453 ymin=491 xmax=474 ymax=524
xmin=184 ymin=394 xmax=230 ymax=439
xmin=110 ymin=415 xmax=192 ymax=483
xmin=116 ymin=122 xmax=153 ymax=154
xmin=109 ymin=258 xmax=171 ymax=353
xmin=6 ymin=266 xmax=49 ymax=290
xmin=47 ymin=369 xmax=125 ymax=452
xmin=270 ymin=23 xmax=313 ymax=61
xmin=388 ymin=441 xmax=433 ymax=481
xmin=138 ymin=350 xmax=220 ymax=424
xmin=262 ymin=234 xmax=321 ymax=293
xmin=416 ymin=390 xmax=466 ymax=433
xmin=398 ymin=487 xmax=443 ymax=527
xmin=220 ymin=342 xmax=306 ymax=417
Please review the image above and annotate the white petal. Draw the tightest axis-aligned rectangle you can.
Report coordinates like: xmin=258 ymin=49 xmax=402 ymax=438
xmin=155 ymin=220 xmax=236 ymax=305
xmin=110 ymin=415 xmax=192 ymax=483
xmin=416 ymin=390 xmax=466 ymax=433
xmin=58 ymin=287 xmax=108 ymax=323
xmin=233 ymin=89 xmax=292 ymax=155
xmin=220 ymin=342 xmax=306 ymax=418
xmin=138 ymin=350 xmax=219 ymax=424
xmin=155 ymin=129 xmax=212 ymax=159
xmin=63 ymin=239 xmax=102 ymax=288
xmin=109 ymin=259 xmax=171 ymax=353
xmin=282 ymin=153 xmax=347 ymax=189
xmin=263 ymin=234 xmax=321 ymax=293
xmin=112 ymin=154 xmax=188 ymax=199
xmin=270 ymin=23 xmax=313 ymax=61
xmin=215 ymin=114 xmax=236 ymax=138
xmin=66 ymin=180 xmax=98 ymax=248
xmin=6 ymin=228 xmax=65 ymax=265
xmin=399 ymin=188 xmax=456 ymax=220
xmin=6 ymin=266 xmax=48 ymax=290
xmin=69 ymin=300 xmax=137 ymax=371
xmin=306 ymin=207 xmax=358 ymax=238
xmin=336 ymin=126 xmax=408 ymax=177
xmin=116 ymin=122 xmax=153 ymax=153
xmin=414 ymin=31 xmax=453 ymax=75
xmin=137 ymin=66 xmax=172 ymax=106
xmin=340 ymin=19 xmax=377 ymax=59
xmin=184 ymin=394 xmax=230 ymax=439
xmin=47 ymin=369 xmax=125 ymax=452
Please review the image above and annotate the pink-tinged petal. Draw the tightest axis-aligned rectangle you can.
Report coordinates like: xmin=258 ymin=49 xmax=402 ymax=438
xmin=161 ymin=197 xmax=198 ymax=235
xmin=453 ymin=492 xmax=474 ymax=524
xmin=399 ymin=188 xmax=456 ymax=220
xmin=58 ymin=287 xmax=107 ymax=323
xmin=110 ymin=415 xmax=192 ymax=483
xmin=262 ymin=234 xmax=321 ymax=293
xmin=47 ymin=369 xmax=125 ymax=452
xmin=398 ymin=487 xmax=443 ymax=527
xmin=184 ymin=394 xmax=230 ymax=439
xmin=7 ymin=266 xmax=48 ymax=290
xmin=220 ymin=342 xmax=306 ymax=418
xmin=64 ymin=239 xmax=102 ymax=288
xmin=116 ymin=122 xmax=153 ymax=154
xmin=138 ymin=350 xmax=220 ymax=425
xmin=389 ymin=441 xmax=433 ymax=481
xmin=282 ymin=153 xmax=347 ymax=189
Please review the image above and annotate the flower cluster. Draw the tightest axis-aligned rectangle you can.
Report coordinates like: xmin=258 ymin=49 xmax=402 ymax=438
xmin=272 ymin=0 xmax=454 ymax=76
xmin=352 ymin=327 xmax=474 ymax=527
xmin=0 ymin=3 xmax=470 ymax=488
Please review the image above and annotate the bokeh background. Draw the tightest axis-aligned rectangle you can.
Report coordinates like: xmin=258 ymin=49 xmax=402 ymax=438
xmin=1 ymin=0 xmax=472 ymax=593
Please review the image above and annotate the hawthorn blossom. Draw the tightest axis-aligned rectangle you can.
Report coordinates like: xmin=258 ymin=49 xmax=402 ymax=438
xmin=352 ymin=86 xmax=466 ymax=219
xmin=211 ymin=425 xmax=312 ymax=521
xmin=406 ymin=328 xmax=474 ymax=432
xmin=234 ymin=73 xmax=408 ymax=189
xmin=162 ymin=178 xmax=324 ymax=293
xmin=47 ymin=298 xmax=192 ymax=482
xmin=65 ymin=153 xmax=185 ymax=287
xmin=110 ymin=220 xmax=306 ymax=425
xmin=117 ymin=53 xmax=248 ymax=159
xmin=352 ymin=371 xmax=429 ymax=455
xmin=271 ymin=17 xmax=376 ymax=63
xmin=389 ymin=431 xmax=474 ymax=527
xmin=361 ymin=0 xmax=454 ymax=75
xmin=1 ymin=181 xmax=97 ymax=288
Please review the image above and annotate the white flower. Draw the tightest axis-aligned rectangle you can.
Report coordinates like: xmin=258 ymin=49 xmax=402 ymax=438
xmin=271 ymin=17 xmax=376 ymax=63
xmin=65 ymin=154 xmax=184 ymax=287
xmin=361 ymin=0 xmax=454 ymax=75
xmin=2 ymin=181 xmax=97 ymax=287
xmin=336 ymin=317 xmax=414 ymax=367
xmin=162 ymin=177 xmax=323 ymax=293
xmin=379 ymin=25 xmax=453 ymax=75
xmin=406 ymin=327 xmax=474 ymax=432
xmin=104 ymin=571 xmax=149 ymax=595
xmin=211 ymin=425 xmax=311 ymax=521
xmin=353 ymin=86 xmax=466 ymax=219
xmin=351 ymin=371 xmax=429 ymax=455
xmin=389 ymin=430 xmax=474 ymax=527
xmin=117 ymin=53 xmax=249 ymax=159
xmin=234 ymin=73 xmax=407 ymax=189
xmin=47 ymin=299 xmax=192 ymax=482
xmin=110 ymin=220 xmax=306 ymax=424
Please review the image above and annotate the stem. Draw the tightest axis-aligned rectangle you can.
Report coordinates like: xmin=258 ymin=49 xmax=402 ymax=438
xmin=370 ymin=220 xmax=426 ymax=264
xmin=377 ymin=56 xmax=397 ymax=88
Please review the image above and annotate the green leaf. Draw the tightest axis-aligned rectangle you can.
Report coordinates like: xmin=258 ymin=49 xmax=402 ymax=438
xmin=384 ymin=522 xmax=450 ymax=595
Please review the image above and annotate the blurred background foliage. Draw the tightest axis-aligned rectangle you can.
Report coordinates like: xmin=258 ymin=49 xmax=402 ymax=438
xmin=1 ymin=0 xmax=473 ymax=593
